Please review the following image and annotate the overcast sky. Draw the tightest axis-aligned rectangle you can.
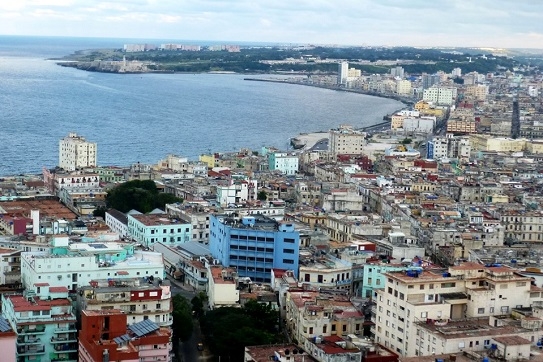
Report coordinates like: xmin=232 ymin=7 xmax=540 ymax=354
xmin=1 ymin=0 xmax=542 ymax=48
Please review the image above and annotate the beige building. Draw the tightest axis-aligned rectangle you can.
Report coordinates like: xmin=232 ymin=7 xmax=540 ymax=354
xmin=396 ymin=80 xmax=412 ymax=95
xmin=286 ymin=290 xmax=364 ymax=344
xmin=501 ymin=210 xmax=543 ymax=243
xmin=328 ymin=125 xmax=365 ymax=157
xmin=374 ymin=263 xmax=543 ymax=357
xmin=469 ymin=135 xmax=527 ymax=152
xmin=207 ymin=265 xmax=239 ymax=309
xmin=464 ymin=84 xmax=488 ymax=101
xmin=59 ymin=133 xmax=97 ymax=171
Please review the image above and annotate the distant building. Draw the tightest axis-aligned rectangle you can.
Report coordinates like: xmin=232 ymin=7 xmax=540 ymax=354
xmin=391 ymin=66 xmax=405 ymax=79
xmin=268 ymin=152 xmax=299 ymax=175
xmin=244 ymin=344 xmax=316 ymax=362
xmin=422 ymin=87 xmax=457 ymax=106
xmin=58 ymin=133 xmax=97 ymax=171
xmin=207 ymin=265 xmax=239 ymax=309
xmin=209 ymin=214 xmax=300 ymax=283
xmin=105 ymin=209 xmax=129 ymax=238
xmin=338 ymin=61 xmax=349 ymax=85
xmin=328 ymin=125 xmax=365 ymax=157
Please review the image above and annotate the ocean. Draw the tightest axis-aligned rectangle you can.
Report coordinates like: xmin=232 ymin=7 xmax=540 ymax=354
xmin=0 ymin=36 xmax=403 ymax=175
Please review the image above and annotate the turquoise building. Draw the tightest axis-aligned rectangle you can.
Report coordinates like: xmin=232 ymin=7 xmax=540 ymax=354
xmin=268 ymin=152 xmax=299 ymax=175
xmin=362 ymin=263 xmax=410 ymax=298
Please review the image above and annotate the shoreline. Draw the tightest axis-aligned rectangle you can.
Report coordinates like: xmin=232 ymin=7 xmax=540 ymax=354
xmin=244 ymin=77 xmax=415 ymax=107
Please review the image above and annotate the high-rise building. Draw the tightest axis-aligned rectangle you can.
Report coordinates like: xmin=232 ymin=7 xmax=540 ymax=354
xmin=421 ymin=73 xmax=441 ymax=89
xmin=328 ymin=125 xmax=365 ymax=157
xmin=209 ymin=214 xmax=300 ymax=283
xmin=59 ymin=133 xmax=97 ymax=171
xmin=337 ymin=61 xmax=349 ymax=85
xmin=390 ymin=66 xmax=405 ymax=79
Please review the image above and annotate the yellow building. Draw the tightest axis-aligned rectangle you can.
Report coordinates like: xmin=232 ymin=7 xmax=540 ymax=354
xmin=414 ymin=100 xmax=445 ymax=118
xmin=469 ymin=135 xmax=527 ymax=152
xmin=526 ymin=140 xmax=543 ymax=154
xmin=198 ymin=154 xmax=216 ymax=168
xmin=390 ymin=114 xmax=405 ymax=130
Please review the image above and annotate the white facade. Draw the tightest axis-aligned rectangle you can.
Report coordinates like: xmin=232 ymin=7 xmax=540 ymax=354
xmin=269 ymin=152 xmax=299 ymax=175
xmin=422 ymin=87 xmax=457 ymax=106
xmin=21 ymin=242 xmax=165 ymax=291
xmin=216 ymin=178 xmax=258 ymax=207
xmin=338 ymin=62 xmax=349 ymax=85
xmin=59 ymin=133 xmax=97 ymax=171
xmin=105 ymin=209 xmax=128 ymax=238
xmin=207 ymin=265 xmax=239 ymax=309
xmin=402 ymin=117 xmax=435 ymax=133
xmin=395 ymin=80 xmax=412 ymax=95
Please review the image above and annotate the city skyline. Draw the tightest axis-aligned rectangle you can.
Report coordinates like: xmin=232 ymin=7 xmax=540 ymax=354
xmin=0 ymin=0 xmax=542 ymax=49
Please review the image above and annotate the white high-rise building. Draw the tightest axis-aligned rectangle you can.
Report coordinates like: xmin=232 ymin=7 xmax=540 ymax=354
xmin=59 ymin=132 xmax=97 ymax=171
xmin=338 ymin=61 xmax=349 ymax=85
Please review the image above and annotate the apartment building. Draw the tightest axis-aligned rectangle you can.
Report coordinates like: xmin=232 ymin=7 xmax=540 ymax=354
xmin=328 ymin=125 xmax=365 ymax=157
xmin=209 ymin=214 xmax=300 ymax=283
xmin=3 ymin=286 xmax=78 ymax=362
xmin=58 ymin=133 xmax=97 ymax=171
xmin=77 ymin=277 xmax=172 ymax=327
xmin=207 ymin=265 xmax=239 ymax=309
xmin=216 ymin=178 xmax=258 ymax=207
xmin=21 ymin=236 xmax=165 ymax=291
xmin=127 ymin=212 xmax=192 ymax=247
xmin=268 ymin=152 xmax=299 ymax=175
xmin=500 ymin=210 xmax=543 ymax=243
xmin=423 ymin=87 xmax=457 ymax=106
xmin=165 ymin=203 xmax=210 ymax=244
xmin=286 ymin=290 xmax=364 ymax=345
xmin=78 ymin=310 xmax=171 ymax=362
xmin=299 ymin=255 xmax=353 ymax=293
xmin=374 ymin=263 xmax=543 ymax=357
xmin=0 ymin=317 xmax=16 ymax=362
xmin=105 ymin=209 xmax=129 ymax=238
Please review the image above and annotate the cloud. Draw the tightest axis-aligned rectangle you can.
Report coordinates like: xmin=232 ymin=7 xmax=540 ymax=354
xmin=0 ymin=0 xmax=541 ymax=48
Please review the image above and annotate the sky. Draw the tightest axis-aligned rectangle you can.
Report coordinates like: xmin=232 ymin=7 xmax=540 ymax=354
xmin=1 ymin=0 xmax=542 ymax=49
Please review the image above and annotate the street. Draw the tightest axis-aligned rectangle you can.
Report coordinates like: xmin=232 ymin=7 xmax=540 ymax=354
xmin=167 ymin=276 xmax=213 ymax=362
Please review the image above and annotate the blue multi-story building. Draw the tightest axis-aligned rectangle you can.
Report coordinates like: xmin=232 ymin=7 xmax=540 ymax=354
xmin=209 ymin=214 xmax=300 ymax=283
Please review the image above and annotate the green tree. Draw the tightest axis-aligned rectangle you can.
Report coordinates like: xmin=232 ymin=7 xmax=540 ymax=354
xmin=106 ymin=180 xmax=183 ymax=213
xmin=257 ymin=190 xmax=268 ymax=201
xmin=400 ymin=138 xmax=413 ymax=145
xmin=200 ymin=301 xmax=280 ymax=360
xmin=172 ymin=295 xmax=193 ymax=341
xmin=92 ymin=206 xmax=106 ymax=218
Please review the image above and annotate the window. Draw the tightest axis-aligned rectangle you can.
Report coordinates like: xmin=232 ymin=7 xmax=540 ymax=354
xmin=283 ymin=259 xmax=294 ymax=264
xmin=284 ymin=238 xmax=295 ymax=243
xmin=283 ymin=248 xmax=295 ymax=254
xmin=478 ymin=308 xmax=485 ymax=314
xmin=421 ymin=312 xmax=427 ymax=318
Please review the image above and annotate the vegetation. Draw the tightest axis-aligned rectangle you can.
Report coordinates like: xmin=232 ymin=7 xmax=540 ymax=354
xmin=191 ymin=292 xmax=208 ymax=318
xmin=105 ymin=180 xmax=182 ymax=213
xmin=200 ymin=300 xmax=281 ymax=361
xmin=172 ymin=295 xmax=194 ymax=341
xmin=400 ymin=138 xmax=413 ymax=145
xmin=257 ymin=190 xmax=268 ymax=201
xmin=60 ymin=45 xmax=528 ymax=75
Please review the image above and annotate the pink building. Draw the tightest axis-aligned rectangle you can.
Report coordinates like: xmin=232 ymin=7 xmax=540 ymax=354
xmin=0 ymin=317 xmax=16 ymax=362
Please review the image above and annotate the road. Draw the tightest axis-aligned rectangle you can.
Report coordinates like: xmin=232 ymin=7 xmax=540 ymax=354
xmin=167 ymin=276 xmax=213 ymax=362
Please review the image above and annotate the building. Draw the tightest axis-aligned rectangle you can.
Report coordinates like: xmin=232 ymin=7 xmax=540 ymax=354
xmin=268 ymin=152 xmax=299 ymax=175
xmin=427 ymin=136 xmax=471 ymax=160
xmin=362 ymin=261 xmax=408 ymax=298
xmin=207 ymin=265 xmax=239 ymax=309
xmin=373 ymin=263 xmax=543 ymax=357
xmin=338 ymin=62 xmax=349 ymax=85
xmin=421 ymin=74 xmax=441 ymax=89
xmin=395 ymin=80 xmax=412 ymax=95
xmin=59 ymin=133 xmax=97 ymax=171
xmin=244 ymin=344 xmax=316 ymax=362
xmin=402 ymin=117 xmax=435 ymax=133
xmin=77 ymin=277 xmax=173 ymax=327
xmin=209 ymin=214 xmax=300 ymax=283
xmin=127 ymin=212 xmax=192 ymax=247
xmin=3 ymin=286 xmax=78 ymax=362
xmin=286 ymin=290 xmax=364 ymax=345
xmin=105 ymin=209 xmax=129 ymax=238
xmin=422 ymin=87 xmax=457 ymax=106
xmin=328 ymin=125 xmax=365 ymax=157
xmin=391 ymin=66 xmax=405 ymax=79
xmin=216 ymin=177 xmax=258 ymax=207
xmin=21 ymin=236 xmax=165 ymax=292
xmin=0 ymin=317 xmax=16 ymax=362
xmin=78 ymin=310 xmax=172 ymax=362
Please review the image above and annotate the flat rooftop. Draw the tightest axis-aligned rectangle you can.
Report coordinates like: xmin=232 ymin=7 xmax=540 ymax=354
xmin=0 ymin=199 xmax=77 ymax=220
xmin=130 ymin=213 xmax=190 ymax=226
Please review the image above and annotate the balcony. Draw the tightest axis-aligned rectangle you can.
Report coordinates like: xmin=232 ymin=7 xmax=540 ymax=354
xmin=54 ymin=343 xmax=78 ymax=353
xmin=51 ymin=356 xmax=78 ymax=362
xmin=17 ymin=325 xmax=46 ymax=334
xmin=17 ymin=336 xmax=42 ymax=345
xmin=17 ymin=346 xmax=45 ymax=356
xmin=370 ymin=326 xmax=376 ymax=335
xmin=51 ymin=335 xmax=77 ymax=343
xmin=54 ymin=324 xmax=77 ymax=333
